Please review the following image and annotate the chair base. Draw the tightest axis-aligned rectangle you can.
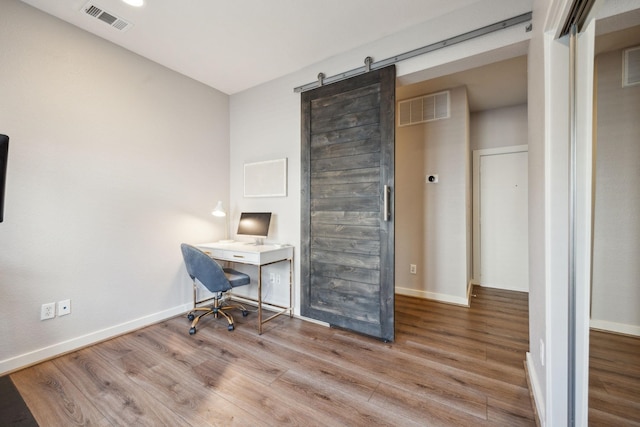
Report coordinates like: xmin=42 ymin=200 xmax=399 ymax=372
xmin=187 ymin=295 xmax=249 ymax=334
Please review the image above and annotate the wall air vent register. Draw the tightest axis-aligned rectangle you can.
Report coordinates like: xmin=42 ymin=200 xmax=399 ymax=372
xmin=398 ymin=91 xmax=450 ymax=127
xmin=623 ymin=46 xmax=640 ymax=87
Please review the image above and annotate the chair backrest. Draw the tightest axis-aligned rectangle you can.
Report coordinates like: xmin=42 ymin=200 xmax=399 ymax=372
xmin=180 ymin=243 xmax=232 ymax=293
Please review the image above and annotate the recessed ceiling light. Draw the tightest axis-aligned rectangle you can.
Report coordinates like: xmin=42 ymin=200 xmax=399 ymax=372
xmin=122 ymin=0 xmax=144 ymax=7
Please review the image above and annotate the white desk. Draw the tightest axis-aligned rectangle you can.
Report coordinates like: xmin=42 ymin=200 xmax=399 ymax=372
xmin=197 ymin=241 xmax=293 ymax=334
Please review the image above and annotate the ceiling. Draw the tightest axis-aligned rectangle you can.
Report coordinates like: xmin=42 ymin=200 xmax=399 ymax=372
xmin=595 ymin=8 xmax=640 ymax=55
xmin=16 ymin=1 xmax=640 ymax=113
xmin=19 ymin=0 xmax=484 ymax=95
xmin=397 ymin=55 xmax=528 ymax=112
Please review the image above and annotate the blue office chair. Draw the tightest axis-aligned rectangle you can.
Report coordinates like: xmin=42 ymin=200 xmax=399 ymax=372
xmin=180 ymin=243 xmax=250 ymax=334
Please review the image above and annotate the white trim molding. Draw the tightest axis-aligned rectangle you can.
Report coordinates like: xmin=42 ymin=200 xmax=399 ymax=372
xmin=590 ymin=319 xmax=640 ymax=337
xmin=0 ymin=303 xmax=191 ymax=376
xmin=526 ymin=351 xmax=546 ymax=426
xmin=396 ymin=285 xmax=471 ymax=307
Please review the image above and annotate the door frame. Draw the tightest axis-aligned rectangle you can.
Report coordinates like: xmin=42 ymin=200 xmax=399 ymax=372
xmin=472 ymin=144 xmax=528 ymax=285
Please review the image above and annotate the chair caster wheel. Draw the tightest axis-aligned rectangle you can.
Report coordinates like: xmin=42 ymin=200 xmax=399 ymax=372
xmin=187 ymin=314 xmax=195 ymax=321
xmin=189 ymin=327 xmax=196 ymax=335
xmin=227 ymin=324 xmax=234 ymax=331
xmin=242 ymin=310 xmax=249 ymax=317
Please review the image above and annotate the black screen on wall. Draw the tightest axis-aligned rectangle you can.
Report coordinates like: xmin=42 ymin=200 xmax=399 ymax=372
xmin=0 ymin=134 xmax=8 ymax=223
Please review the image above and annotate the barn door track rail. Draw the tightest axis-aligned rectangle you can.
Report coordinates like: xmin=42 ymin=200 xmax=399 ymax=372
xmin=294 ymin=12 xmax=532 ymax=93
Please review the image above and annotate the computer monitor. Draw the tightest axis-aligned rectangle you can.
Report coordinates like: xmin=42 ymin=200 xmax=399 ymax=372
xmin=237 ymin=212 xmax=271 ymax=245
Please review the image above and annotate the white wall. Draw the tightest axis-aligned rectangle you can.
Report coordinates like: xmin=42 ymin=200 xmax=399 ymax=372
xmin=228 ymin=77 xmax=302 ymax=307
xmin=526 ymin=1 xmax=597 ymax=425
xmin=396 ymin=86 xmax=471 ymax=305
xmin=591 ymin=46 xmax=640 ymax=335
xmin=526 ymin=0 xmax=562 ymax=424
xmin=470 ymin=104 xmax=528 ymax=151
xmin=0 ymin=0 xmax=230 ymax=374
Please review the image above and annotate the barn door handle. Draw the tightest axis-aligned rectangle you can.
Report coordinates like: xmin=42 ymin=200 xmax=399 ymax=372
xmin=383 ymin=185 xmax=391 ymax=221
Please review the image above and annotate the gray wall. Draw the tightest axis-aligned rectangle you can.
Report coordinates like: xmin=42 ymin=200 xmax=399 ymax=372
xmin=591 ymin=46 xmax=640 ymax=335
xmin=470 ymin=104 xmax=528 ymax=151
xmin=394 ymin=98 xmax=527 ymax=305
xmin=396 ymin=86 xmax=471 ymax=304
xmin=0 ymin=0 xmax=230 ymax=373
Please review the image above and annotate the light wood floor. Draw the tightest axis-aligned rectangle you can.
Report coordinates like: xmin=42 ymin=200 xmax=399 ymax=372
xmin=11 ymin=286 xmax=537 ymax=426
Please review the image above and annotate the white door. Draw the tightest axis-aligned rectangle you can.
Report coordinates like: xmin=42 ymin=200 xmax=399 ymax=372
xmin=474 ymin=147 xmax=528 ymax=292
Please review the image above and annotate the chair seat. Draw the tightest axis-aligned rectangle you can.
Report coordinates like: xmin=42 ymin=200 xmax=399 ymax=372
xmin=223 ymin=268 xmax=250 ymax=287
xmin=181 ymin=243 xmax=251 ymax=334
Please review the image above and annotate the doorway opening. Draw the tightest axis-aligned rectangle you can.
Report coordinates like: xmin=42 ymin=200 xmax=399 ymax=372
xmin=395 ymin=54 xmax=529 ymax=304
xmin=392 ymin=53 xmax=532 ymax=421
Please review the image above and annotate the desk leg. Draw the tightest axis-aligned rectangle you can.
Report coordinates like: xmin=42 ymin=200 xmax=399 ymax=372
xmin=289 ymin=258 xmax=293 ymax=318
xmin=258 ymin=265 xmax=263 ymax=335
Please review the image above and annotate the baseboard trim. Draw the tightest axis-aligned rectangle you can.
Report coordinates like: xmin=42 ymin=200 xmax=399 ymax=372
xmin=293 ymin=314 xmax=330 ymax=327
xmin=0 ymin=303 xmax=191 ymax=376
xmin=525 ymin=352 xmax=545 ymax=427
xmin=590 ymin=319 xmax=640 ymax=337
xmin=395 ymin=286 xmax=470 ymax=307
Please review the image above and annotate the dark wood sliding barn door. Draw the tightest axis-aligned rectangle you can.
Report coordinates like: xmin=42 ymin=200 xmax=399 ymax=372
xmin=301 ymin=66 xmax=395 ymax=341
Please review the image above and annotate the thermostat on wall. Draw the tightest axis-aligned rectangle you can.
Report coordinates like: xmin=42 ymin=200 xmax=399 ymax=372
xmin=426 ymin=174 xmax=438 ymax=183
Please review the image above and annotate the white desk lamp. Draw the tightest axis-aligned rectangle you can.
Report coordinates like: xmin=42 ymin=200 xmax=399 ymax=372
xmin=212 ymin=201 xmax=233 ymax=242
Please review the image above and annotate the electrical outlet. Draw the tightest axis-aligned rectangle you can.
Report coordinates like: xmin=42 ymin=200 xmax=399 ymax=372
xmin=410 ymin=264 xmax=417 ymax=274
xmin=276 ymin=274 xmax=281 ymax=284
xmin=41 ymin=302 xmax=55 ymax=320
xmin=269 ymin=273 xmax=276 ymax=284
xmin=58 ymin=299 xmax=71 ymax=316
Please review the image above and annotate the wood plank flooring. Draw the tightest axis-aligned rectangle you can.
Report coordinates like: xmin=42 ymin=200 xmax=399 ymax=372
xmin=11 ymin=286 xmax=537 ymax=426
xmin=589 ymin=329 xmax=640 ymax=426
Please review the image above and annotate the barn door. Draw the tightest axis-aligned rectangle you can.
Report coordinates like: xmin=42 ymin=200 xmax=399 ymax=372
xmin=300 ymin=66 xmax=395 ymax=341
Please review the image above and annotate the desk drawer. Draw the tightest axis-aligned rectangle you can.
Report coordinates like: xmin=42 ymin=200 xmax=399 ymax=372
xmin=200 ymin=247 xmax=259 ymax=264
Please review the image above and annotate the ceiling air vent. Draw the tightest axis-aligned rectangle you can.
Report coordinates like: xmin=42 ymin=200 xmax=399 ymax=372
xmin=81 ymin=2 xmax=133 ymax=31
xmin=398 ymin=91 xmax=450 ymax=127
xmin=623 ymin=46 xmax=640 ymax=87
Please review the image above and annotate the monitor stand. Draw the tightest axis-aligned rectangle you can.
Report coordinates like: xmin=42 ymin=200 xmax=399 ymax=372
xmin=246 ymin=237 xmax=264 ymax=246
